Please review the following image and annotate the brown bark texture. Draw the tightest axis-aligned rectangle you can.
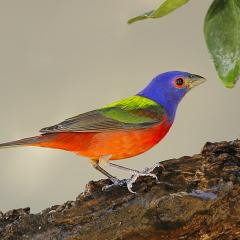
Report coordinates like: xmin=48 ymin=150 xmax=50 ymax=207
xmin=0 ymin=140 xmax=240 ymax=240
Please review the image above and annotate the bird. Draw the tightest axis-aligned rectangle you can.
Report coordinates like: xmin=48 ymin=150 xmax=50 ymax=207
xmin=0 ymin=71 xmax=205 ymax=192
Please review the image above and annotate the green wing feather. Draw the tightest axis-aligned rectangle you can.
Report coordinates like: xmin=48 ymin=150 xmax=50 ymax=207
xmin=40 ymin=96 xmax=165 ymax=133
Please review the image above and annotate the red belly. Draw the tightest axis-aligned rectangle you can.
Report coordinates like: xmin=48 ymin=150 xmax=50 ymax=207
xmin=33 ymin=121 xmax=172 ymax=160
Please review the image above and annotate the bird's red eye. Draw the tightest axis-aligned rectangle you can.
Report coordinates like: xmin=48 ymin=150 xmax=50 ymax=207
xmin=174 ymin=78 xmax=185 ymax=88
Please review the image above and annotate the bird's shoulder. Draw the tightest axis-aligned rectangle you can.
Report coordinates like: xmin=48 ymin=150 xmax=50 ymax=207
xmin=100 ymin=95 xmax=165 ymax=123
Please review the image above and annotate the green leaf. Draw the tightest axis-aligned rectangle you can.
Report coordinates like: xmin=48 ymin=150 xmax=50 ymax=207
xmin=128 ymin=0 xmax=190 ymax=24
xmin=204 ymin=0 xmax=240 ymax=88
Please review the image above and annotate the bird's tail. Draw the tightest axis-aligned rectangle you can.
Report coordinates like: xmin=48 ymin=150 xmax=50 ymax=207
xmin=0 ymin=135 xmax=53 ymax=149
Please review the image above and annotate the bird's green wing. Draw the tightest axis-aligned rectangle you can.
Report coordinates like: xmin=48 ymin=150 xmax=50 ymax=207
xmin=40 ymin=96 xmax=165 ymax=133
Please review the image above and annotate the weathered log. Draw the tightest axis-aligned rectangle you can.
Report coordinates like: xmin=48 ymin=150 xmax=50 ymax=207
xmin=0 ymin=140 xmax=240 ymax=240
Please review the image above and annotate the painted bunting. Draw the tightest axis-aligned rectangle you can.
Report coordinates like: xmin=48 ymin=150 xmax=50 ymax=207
xmin=0 ymin=71 xmax=205 ymax=192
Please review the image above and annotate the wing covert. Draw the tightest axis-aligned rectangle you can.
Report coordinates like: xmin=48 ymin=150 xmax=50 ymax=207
xmin=40 ymin=96 xmax=166 ymax=133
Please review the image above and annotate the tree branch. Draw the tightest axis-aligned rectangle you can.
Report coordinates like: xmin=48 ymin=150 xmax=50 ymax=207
xmin=0 ymin=140 xmax=240 ymax=240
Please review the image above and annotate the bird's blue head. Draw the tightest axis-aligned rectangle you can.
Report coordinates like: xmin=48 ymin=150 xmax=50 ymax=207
xmin=138 ymin=71 xmax=206 ymax=123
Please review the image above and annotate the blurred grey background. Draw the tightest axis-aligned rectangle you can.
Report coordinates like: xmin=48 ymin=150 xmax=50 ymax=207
xmin=0 ymin=0 xmax=239 ymax=213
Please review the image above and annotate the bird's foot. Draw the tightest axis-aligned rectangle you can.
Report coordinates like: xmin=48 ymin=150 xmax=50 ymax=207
xmin=102 ymin=163 xmax=164 ymax=193
xmin=126 ymin=172 xmax=158 ymax=194
xmin=126 ymin=162 xmax=164 ymax=193
xmin=102 ymin=178 xmax=127 ymax=191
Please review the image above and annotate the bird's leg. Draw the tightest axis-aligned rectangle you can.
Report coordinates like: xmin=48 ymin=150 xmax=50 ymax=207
xmin=90 ymin=155 xmax=127 ymax=190
xmin=90 ymin=159 xmax=118 ymax=184
xmin=109 ymin=162 xmax=164 ymax=175
xmin=108 ymin=162 xmax=161 ymax=193
xmin=90 ymin=156 xmax=127 ymax=189
xmin=92 ymin=155 xmax=164 ymax=193
xmin=108 ymin=163 xmax=141 ymax=175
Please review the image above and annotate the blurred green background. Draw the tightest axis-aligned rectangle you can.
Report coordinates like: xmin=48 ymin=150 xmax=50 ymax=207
xmin=0 ymin=0 xmax=239 ymax=213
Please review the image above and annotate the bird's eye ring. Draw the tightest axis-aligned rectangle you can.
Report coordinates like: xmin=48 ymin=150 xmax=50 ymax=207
xmin=174 ymin=78 xmax=185 ymax=88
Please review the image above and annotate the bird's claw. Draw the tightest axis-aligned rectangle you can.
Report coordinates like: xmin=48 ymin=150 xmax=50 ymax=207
xmin=102 ymin=163 xmax=164 ymax=193
xmin=126 ymin=171 xmax=159 ymax=193
xmin=102 ymin=178 xmax=127 ymax=191
xmin=127 ymin=162 xmax=164 ymax=192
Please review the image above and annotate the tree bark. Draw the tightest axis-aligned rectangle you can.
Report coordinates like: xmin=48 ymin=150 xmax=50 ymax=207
xmin=0 ymin=140 xmax=240 ymax=240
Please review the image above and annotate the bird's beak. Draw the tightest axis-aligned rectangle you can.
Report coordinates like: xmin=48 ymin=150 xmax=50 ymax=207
xmin=187 ymin=74 xmax=206 ymax=89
